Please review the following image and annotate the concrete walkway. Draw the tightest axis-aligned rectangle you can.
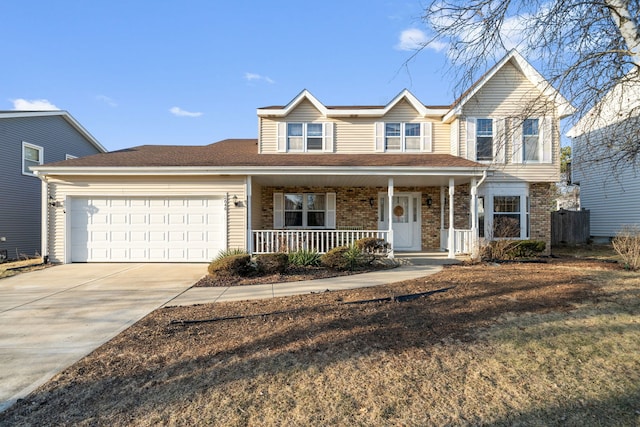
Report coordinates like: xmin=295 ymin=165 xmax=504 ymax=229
xmin=167 ymin=252 xmax=456 ymax=306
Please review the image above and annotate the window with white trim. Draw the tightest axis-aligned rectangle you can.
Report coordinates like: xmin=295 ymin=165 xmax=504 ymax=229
xmin=287 ymin=123 xmax=324 ymax=151
xmin=65 ymin=154 xmax=77 ymax=160
xmin=476 ymin=118 xmax=493 ymax=161
xmin=385 ymin=122 xmax=422 ymax=151
xmin=493 ymin=196 xmax=521 ymax=238
xmin=22 ymin=142 xmax=43 ymax=176
xmin=284 ymin=193 xmax=326 ymax=227
xmin=523 ymin=118 xmax=540 ymax=161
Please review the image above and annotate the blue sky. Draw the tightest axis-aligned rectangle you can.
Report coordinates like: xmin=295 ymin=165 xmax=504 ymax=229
xmin=2 ymin=1 xmax=459 ymax=151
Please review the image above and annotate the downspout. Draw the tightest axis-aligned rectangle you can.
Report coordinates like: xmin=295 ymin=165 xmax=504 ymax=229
xmin=34 ymin=171 xmax=49 ymax=263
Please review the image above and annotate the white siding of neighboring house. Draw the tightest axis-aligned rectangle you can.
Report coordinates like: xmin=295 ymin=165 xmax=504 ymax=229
xmin=460 ymin=62 xmax=561 ymax=183
xmin=45 ymin=175 xmax=247 ymax=263
xmin=573 ymin=134 xmax=640 ymax=239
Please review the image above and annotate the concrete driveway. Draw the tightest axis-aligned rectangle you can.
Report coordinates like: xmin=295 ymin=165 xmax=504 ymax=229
xmin=0 ymin=263 xmax=206 ymax=413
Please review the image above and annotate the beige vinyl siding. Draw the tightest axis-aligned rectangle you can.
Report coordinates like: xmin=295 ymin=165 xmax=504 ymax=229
xmin=46 ymin=175 xmax=246 ymax=263
xmin=461 ymin=61 xmax=560 ymax=182
xmin=260 ymin=98 xmax=448 ymax=154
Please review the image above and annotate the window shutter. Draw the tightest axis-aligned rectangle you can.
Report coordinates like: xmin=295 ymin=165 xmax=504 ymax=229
xmin=466 ymin=117 xmax=476 ymax=161
xmin=541 ymin=116 xmax=552 ymax=163
xmin=326 ymin=192 xmax=336 ymax=229
xmin=374 ymin=122 xmax=385 ymax=152
xmin=273 ymin=193 xmax=284 ymax=228
xmin=511 ymin=117 xmax=523 ymax=163
xmin=450 ymin=120 xmax=459 ymax=156
xmin=276 ymin=122 xmax=287 ymax=152
xmin=323 ymin=122 xmax=334 ymax=153
xmin=494 ymin=118 xmax=506 ymax=164
xmin=421 ymin=122 xmax=433 ymax=152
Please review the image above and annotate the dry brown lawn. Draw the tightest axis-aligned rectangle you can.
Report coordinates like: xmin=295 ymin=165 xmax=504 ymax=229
xmin=1 ymin=255 xmax=639 ymax=426
xmin=0 ymin=258 xmax=46 ymax=279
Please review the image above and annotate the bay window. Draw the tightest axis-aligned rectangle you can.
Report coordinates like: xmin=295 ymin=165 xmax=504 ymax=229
xmin=493 ymin=196 xmax=521 ymax=238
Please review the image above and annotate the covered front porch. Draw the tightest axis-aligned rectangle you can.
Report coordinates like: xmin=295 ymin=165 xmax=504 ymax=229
xmin=245 ymin=171 xmax=487 ymax=258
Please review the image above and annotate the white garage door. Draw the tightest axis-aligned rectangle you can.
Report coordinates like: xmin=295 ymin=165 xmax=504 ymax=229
xmin=70 ymin=197 xmax=226 ymax=262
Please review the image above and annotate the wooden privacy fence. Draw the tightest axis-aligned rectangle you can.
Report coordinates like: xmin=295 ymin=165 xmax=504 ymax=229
xmin=551 ymin=209 xmax=590 ymax=245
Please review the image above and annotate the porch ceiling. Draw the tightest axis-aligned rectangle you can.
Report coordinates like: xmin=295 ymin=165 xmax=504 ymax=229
xmin=252 ymin=173 xmax=478 ymax=188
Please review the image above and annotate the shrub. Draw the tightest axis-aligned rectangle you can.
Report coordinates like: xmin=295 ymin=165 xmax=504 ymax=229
xmin=208 ymin=254 xmax=252 ymax=277
xmin=482 ymin=240 xmax=546 ymax=261
xmin=288 ymin=250 xmax=321 ymax=267
xmin=355 ymin=237 xmax=389 ymax=254
xmin=612 ymin=226 xmax=640 ymax=270
xmin=255 ymin=253 xmax=289 ymax=274
xmin=321 ymin=246 xmax=351 ymax=270
xmin=321 ymin=245 xmax=368 ymax=270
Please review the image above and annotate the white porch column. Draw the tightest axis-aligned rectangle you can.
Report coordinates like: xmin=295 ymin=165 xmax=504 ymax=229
xmin=440 ymin=186 xmax=445 ymax=251
xmin=246 ymin=176 xmax=252 ymax=254
xmin=40 ymin=176 xmax=48 ymax=262
xmin=470 ymin=178 xmax=478 ymax=259
xmin=387 ymin=177 xmax=394 ymax=259
xmin=448 ymin=178 xmax=455 ymax=259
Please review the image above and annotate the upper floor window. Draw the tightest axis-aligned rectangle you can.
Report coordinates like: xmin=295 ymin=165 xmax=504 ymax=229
xmin=65 ymin=154 xmax=78 ymax=160
xmin=22 ymin=142 xmax=43 ymax=176
xmin=287 ymin=123 xmax=324 ymax=151
xmin=476 ymin=118 xmax=493 ymax=161
xmin=522 ymin=118 xmax=540 ymax=161
xmin=377 ymin=122 xmax=431 ymax=152
xmin=385 ymin=122 xmax=422 ymax=151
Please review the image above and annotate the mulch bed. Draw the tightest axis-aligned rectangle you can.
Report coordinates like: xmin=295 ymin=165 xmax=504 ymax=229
xmin=193 ymin=264 xmax=396 ymax=287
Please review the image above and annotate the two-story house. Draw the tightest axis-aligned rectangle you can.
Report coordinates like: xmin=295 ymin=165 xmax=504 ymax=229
xmin=0 ymin=111 xmax=106 ymax=260
xmin=33 ymin=50 xmax=572 ymax=264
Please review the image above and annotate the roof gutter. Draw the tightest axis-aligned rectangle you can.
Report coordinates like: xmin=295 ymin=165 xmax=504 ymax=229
xmin=31 ymin=165 xmax=488 ymax=177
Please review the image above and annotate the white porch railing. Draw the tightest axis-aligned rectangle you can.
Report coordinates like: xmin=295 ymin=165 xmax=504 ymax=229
xmin=253 ymin=230 xmax=390 ymax=254
xmin=440 ymin=228 xmax=473 ymax=254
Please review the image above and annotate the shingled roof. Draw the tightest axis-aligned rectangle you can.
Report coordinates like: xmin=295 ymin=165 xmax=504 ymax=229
xmin=40 ymin=139 xmax=483 ymax=169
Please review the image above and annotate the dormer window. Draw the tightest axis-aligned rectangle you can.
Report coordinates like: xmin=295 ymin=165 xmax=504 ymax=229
xmin=277 ymin=122 xmax=333 ymax=153
xmin=287 ymin=123 xmax=324 ymax=151
xmin=385 ymin=123 xmax=423 ymax=151
xmin=376 ymin=122 xmax=432 ymax=152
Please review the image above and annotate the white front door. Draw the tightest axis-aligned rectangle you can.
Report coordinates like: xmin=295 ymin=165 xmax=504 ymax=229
xmin=378 ymin=192 xmax=421 ymax=251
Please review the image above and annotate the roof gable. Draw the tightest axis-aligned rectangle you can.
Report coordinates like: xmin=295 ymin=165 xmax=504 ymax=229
xmin=443 ymin=50 xmax=574 ymax=122
xmin=0 ymin=111 xmax=107 ymax=152
xmin=257 ymin=89 xmax=448 ymax=119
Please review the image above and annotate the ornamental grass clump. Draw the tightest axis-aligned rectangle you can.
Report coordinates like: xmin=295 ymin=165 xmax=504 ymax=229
xmin=288 ymin=250 xmax=322 ymax=267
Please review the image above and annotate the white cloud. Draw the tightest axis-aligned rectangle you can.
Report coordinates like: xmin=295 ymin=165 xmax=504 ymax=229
xmin=169 ymin=106 xmax=203 ymax=117
xmin=396 ymin=28 xmax=447 ymax=52
xmin=11 ymin=98 xmax=59 ymax=111
xmin=96 ymin=95 xmax=117 ymax=107
xmin=244 ymin=72 xmax=275 ymax=84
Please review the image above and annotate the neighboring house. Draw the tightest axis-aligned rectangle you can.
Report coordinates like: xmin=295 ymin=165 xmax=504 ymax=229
xmin=568 ymin=71 xmax=640 ymax=242
xmin=33 ymin=50 xmax=573 ymax=264
xmin=0 ymin=111 xmax=106 ymax=260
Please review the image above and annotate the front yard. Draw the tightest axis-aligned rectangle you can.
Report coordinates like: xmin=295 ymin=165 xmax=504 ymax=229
xmin=1 ymin=252 xmax=639 ymax=426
